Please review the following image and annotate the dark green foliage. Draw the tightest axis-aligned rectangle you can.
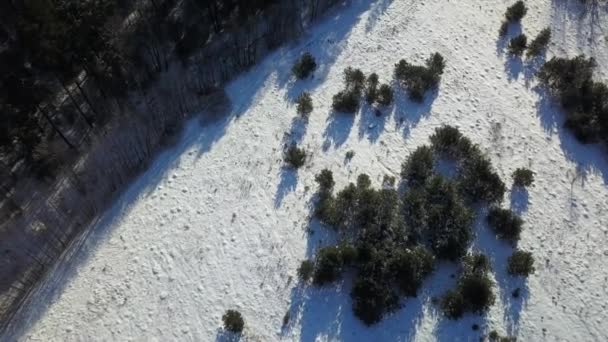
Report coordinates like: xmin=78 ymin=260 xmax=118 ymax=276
xmin=430 ymin=125 xmax=466 ymax=156
xmin=298 ymin=260 xmax=314 ymax=282
xmin=505 ymin=1 xmax=528 ymax=22
xmin=526 ymin=28 xmax=551 ymax=58
xmin=284 ymin=145 xmax=306 ymax=168
xmin=508 ymin=34 xmax=528 ymax=56
xmin=222 ymin=310 xmax=244 ymax=333
xmin=351 ymin=276 xmax=400 ymax=325
xmin=537 ymin=55 xmax=608 ymax=143
xmin=394 ymin=53 xmax=446 ymax=101
xmin=332 ymin=89 xmax=361 ymax=113
xmin=512 ymin=168 xmax=534 ymax=187
xmin=292 ymin=52 xmax=317 ymax=79
xmin=365 ymin=73 xmax=379 ymax=104
xmin=489 ymin=330 xmax=500 ymax=341
xmin=315 ymin=169 xmax=335 ymax=193
xmin=312 ymin=244 xmax=357 ymax=285
xmin=296 ymin=92 xmax=313 ymax=116
xmin=458 ymin=154 xmax=506 ymax=204
xmin=441 ymin=289 xmax=466 ymax=319
xmin=345 ymin=150 xmax=355 ymax=160
xmin=442 ymin=253 xmax=495 ymax=319
xmin=389 ymin=246 xmax=435 ymax=296
xmin=344 ymin=67 xmax=366 ymax=92
xmin=487 ymin=207 xmax=523 ymax=242
xmin=377 ymin=84 xmax=394 ymax=106
xmin=425 ymin=177 xmax=475 ymax=260
xmin=401 ymin=145 xmax=434 ymax=187
xmin=507 ymin=250 xmax=535 ymax=276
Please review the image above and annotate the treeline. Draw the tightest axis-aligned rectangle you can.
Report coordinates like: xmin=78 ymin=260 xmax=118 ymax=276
xmin=0 ymin=0 xmax=342 ymax=330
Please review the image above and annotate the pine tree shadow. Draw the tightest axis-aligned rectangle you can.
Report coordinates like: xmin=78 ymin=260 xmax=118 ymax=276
xmin=357 ymin=103 xmax=390 ymax=143
xmin=504 ymin=54 xmax=524 ymax=82
xmin=510 ymin=186 xmax=529 ymax=214
xmin=496 ymin=22 xmax=522 ymax=57
xmin=323 ymin=111 xmax=356 ymax=151
xmin=392 ymin=81 xmax=436 ymax=139
xmin=215 ymin=329 xmax=242 ymax=342
xmin=275 ymin=167 xmax=299 ymax=208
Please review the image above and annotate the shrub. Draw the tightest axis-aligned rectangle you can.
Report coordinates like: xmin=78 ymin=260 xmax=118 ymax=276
xmin=365 ymin=73 xmax=379 ymax=104
xmin=489 ymin=330 xmax=500 ymax=341
xmin=442 ymin=253 xmax=495 ymax=319
xmin=315 ymin=169 xmax=335 ymax=193
xmin=345 ymin=150 xmax=355 ymax=160
xmin=430 ymin=125 xmax=465 ymax=156
xmin=376 ymin=84 xmax=394 ymax=106
xmin=425 ymin=176 xmax=475 ymax=260
xmin=487 ymin=207 xmax=523 ymax=242
xmin=508 ymin=250 xmax=535 ymax=276
xmin=395 ymin=53 xmax=445 ymax=101
xmin=508 ymin=34 xmax=528 ymax=56
xmin=296 ymin=92 xmax=313 ymax=116
xmin=313 ymin=244 xmax=356 ymax=285
xmin=298 ymin=260 xmax=314 ymax=281
xmin=526 ymin=28 xmax=551 ymax=58
xmin=512 ymin=168 xmax=534 ymax=187
xmin=344 ymin=67 xmax=366 ymax=91
xmin=351 ymin=276 xmax=399 ymax=325
xmin=499 ymin=21 xmax=509 ymax=37
xmin=505 ymin=1 xmax=527 ymax=22
xmin=292 ymin=52 xmax=317 ymax=79
xmin=285 ymin=145 xmax=306 ymax=168
xmin=441 ymin=289 xmax=466 ymax=319
xmin=389 ymin=246 xmax=435 ymax=296
xmin=458 ymin=154 xmax=506 ymax=204
xmin=401 ymin=145 xmax=434 ymax=186
xmin=222 ymin=310 xmax=244 ymax=333
xmin=332 ymin=88 xmax=361 ymax=113
xmin=537 ymin=55 xmax=608 ymax=143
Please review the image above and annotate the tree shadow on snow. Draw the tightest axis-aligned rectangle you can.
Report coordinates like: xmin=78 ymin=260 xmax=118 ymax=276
xmin=323 ymin=111 xmax=356 ymax=151
xmin=504 ymin=55 xmax=524 ymax=82
xmin=510 ymin=186 xmax=529 ymax=214
xmin=550 ymin=0 xmax=608 ymax=58
xmin=472 ymin=212 xmax=530 ymax=337
xmin=358 ymin=102 xmax=391 ymax=143
xmin=392 ymin=81 xmax=436 ymax=139
xmin=495 ymin=22 xmax=522 ymax=57
xmin=215 ymin=329 xmax=242 ymax=342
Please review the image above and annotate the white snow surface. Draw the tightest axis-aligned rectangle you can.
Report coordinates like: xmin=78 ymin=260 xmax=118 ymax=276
xmin=6 ymin=0 xmax=608 ymax=341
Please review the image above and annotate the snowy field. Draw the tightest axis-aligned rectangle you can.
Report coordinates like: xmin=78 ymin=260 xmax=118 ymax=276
xmin=5 ymin=0 xmax=608 ymax=341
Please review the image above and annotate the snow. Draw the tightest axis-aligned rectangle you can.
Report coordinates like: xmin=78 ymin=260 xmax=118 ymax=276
xmin=5 ymin=0 xmax=608 ymax=341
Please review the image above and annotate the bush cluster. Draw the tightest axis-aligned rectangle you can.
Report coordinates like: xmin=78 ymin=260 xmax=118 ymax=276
xmin=526 ymin=28 xmax=551 ymax=58
xmin=507 ymin=250 xmax=535 ymax=276
xmin=284 ymin=145 xmax=306 ymax=169
xmin=538 ymin=55 xmax=608 ymax=143
xmin=298 ymin=260 xmax=314 ymax=282
xmin=508 ymin=34 xmax=528 ymax=56
xmin=442 ymin=253 xmax=496 ymax=319
xmin=296 ymin=92 xmax=313 ymax=116
xmin=429 ymin=126 xmax=506 ymax=204
xmin=394 ymin=53 xmax=445 ymax=101
xmin=308 ymin=128 xmax=515 ymax=325
xmin=332 ymin=67 xmax=366 ymax=113
xmin=487 ymin=207 xmax=523 ymax=242
xmin=222 ymin=310 xmax=245 ymax=334
xmin=365 ymin=73 xmax=394 ymax=106
xmin=292 ymin=52 xmax=317 ymax=79
xmin=512 ymin=167 xmax=534 ymax=187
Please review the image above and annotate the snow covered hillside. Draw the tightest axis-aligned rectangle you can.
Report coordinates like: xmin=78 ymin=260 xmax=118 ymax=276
xmin=4 ymin=0 xmax=608 ymax=341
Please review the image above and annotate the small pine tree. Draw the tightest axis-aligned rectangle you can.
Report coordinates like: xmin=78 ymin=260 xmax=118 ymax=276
xmin=292 ymin=52 xmax=317 ymax=79
xmin=365 ymin=73 xmax=379 ymax=104
xmin=526 ymin=28 xmax=551 ymax=58
xmin=285 ymin=145 xmax=307 ymax=168
xmin=298 ymin=260 xmax=314 ymax=281
xmin=487 ymin=207 xmax=523 ymax=242
xmin=508 ymin=34 xmax=528 ymax=56
xmin=401 ymin=145 xmax=434 ymax=186
xmin=505 ymin=1 xmax=528 ymax=22
xmin=376 ymin=84 xmax=394 ymax=106
xmin=507 ymin=250 xmax=535 ymax=276
xmin=222 ymin=310 xmax=245 ymax=333
xmin=315 ymin=169 xmax=335 ymax=193
xmin=512 ymin=168 xmax=534 ymax=187
xmin=332 ymin=89 xmax=361 ymax=113
xmin=344 ymin=67 xmax=366 ymax=91
xmin=296 ymin=92 xmax=313 ymax=116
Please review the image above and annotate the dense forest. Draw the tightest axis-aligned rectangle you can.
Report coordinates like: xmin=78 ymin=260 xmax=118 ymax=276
xmin=0 ymin=0 xmax=341 ymax=328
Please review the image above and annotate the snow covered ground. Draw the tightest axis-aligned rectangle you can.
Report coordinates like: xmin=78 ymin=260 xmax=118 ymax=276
xmin=5 ymin=0 xmax=608 ymax=341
